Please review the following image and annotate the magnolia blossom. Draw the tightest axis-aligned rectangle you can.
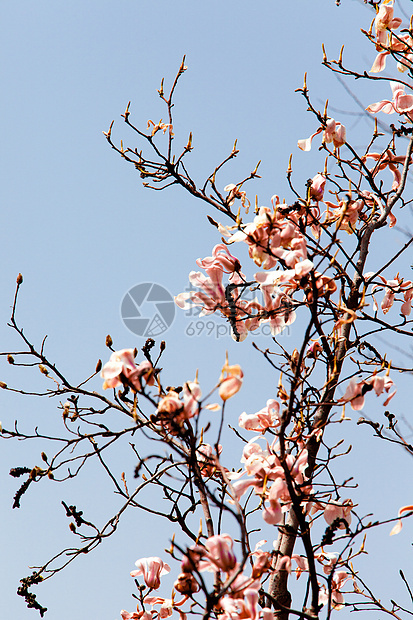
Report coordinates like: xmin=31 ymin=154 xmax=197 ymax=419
xmin=131 ymin=557 xmax=171 ymax=590
xmin=196 ymin=244 xmax=242 ymax=278
xmin=298 ymin=118 xmax=346 ymax=152
xmin=370 ymin=33 xmax=413 ymax=73
xmin=310 ymin=173 xmax=326 ymax=202
xmin=275 ymin=554 xmax=309 ymax=579
xmin=366 ymin=82 xmax=413 ymax=117
xmin=199 ymin=534 xmax=237 ymax=573
xmin=219 ymin=590 xmax=260 ymax=620
xmin=315 ymin=551 xmax=339 ymax=575
xmin=324 ymin=197 xmax=365 ymax=233
xmin=323 ymin=499 xmax=353 ymax=529
xmin=145 ymin=596 xmax=187 ymax=620
xmin=373 ymin=0 xmax=402 ymax=49
xmin=362 ymin=150 xmax=412 ymax=192
xmin=318 ymin=571 xmax=351 ymax=610
xmin=366 ymin=273 xmax=413 ymax=316
xmin=224 ymin=184 xmax=250 ymax=209
xmin=339 ymin=372 xmax=396 ymax=410
xmin=239 ymin=399 xmax=281 ymax=433
xmin=121 ymin=611 xmax=152 ymax=620
xmin=230 ymin=436 xmax=310 ymax=527
xmin=226 ymin=198 xmax=309 ymax=270
xmin=197 ymin=443 xmax=222 ymax=477
xmin=219 ymin=355 xmax=243 ymax=401
xmin=101 ymin=349 xmax=154 ymax=391
xmin=155 ymin=379 xmax=203 ymax=435
xmin=174 ymin=252 xmax=254 ymax=342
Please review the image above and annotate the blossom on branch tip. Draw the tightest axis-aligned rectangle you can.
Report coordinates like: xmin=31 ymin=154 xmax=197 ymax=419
xmin=224 ymin=184 xmax=250 ymax=210
xmin=199 ymin=534 xmax=237 ymax=573
xmin=310 ymin=173 xmax=326 ymax=202
xmin=238 ymin=399 xmax=281 ymax=433
xmin=373 ymin=0 xmax=402 ymax=49
xmin=298 ymin=118 xmax=346 ymax=152
xmin=101 ymin=349 xmax=154 ymax=391
xmin=219 ymin=354 xmax=243 ymax=400
xmin=338 ymin=372 xmax=396 ymax=411
xmin=121 ymin=611 xmax=152 ymax=620
xmin=318 ymin=570 xmax=352 ymax=610
xmin=366 ymin=273 xmax=413 ymax=316
xmin=130 ymin=557 xmax=171 ymax=590
xmin=366 ymin=82 xmax=413 ymax=116
xmin=323 ymin=499 xmax=353 ymax=528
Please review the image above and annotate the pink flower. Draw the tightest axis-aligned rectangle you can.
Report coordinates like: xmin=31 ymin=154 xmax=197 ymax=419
xmin=298 ymin=118 xmax=346 ymax=152
xmin=155 ymin=381 xmax=203 ymax=435
xmin=318 ymin=571 xmax=351 ymax=610
xmin=219 ymin=590 xmax=259 ymax=620
xmin=196 ymin=244 xmax=243 ymax=278
xmin=366 ymin=273 xmax=413 ymax=316
xmin=200 ymin=534 xmax=237 ymax=572
xmin=145 ymin=596 xmax=187 ymax=620
xmin=310 ymin=174 xmax=326 ymax=202
xmin=238 ymin=399 xmax=281 ymax=433
xmin=363 ymin=149 xmax=412 ymax=191
xmin=370 ymin=33 xmax=412 ymax=73
xmin=374 ymin=1 xmax=402 ymax=48
xmin=324 ymin=500 xmax=353 ymax=528
xmin=197 ymin=443 xmax=222 ymax=477
xmin=130 ymin=557 xmax=171 ymax=590
xmin=366 ymin=82 xmax=413 ymax=116
xmin=101 ymin=350 xmax=154 ymax=391
xmin=121 ymin=611 xmax=152 ymax=620
xmin=219 ymin=355 xmax=243 ymax=401
xmin=224 ymin=184 xmax=250 ymax=210
xmin=339 ymin=372 xmax=396 ymax=411
xmin=324 ymin=197 xmax=365 ymax=233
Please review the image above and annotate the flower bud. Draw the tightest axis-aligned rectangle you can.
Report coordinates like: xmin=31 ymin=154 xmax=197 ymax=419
xmin=174 ymin=572 xmax=200 ymax=594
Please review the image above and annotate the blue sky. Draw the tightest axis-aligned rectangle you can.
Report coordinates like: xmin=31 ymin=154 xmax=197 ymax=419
xmin=1 ymin=1 xmax=412 ymax=618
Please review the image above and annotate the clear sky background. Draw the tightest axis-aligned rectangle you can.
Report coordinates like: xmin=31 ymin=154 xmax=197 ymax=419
xmin=1 ymin=1 xmax=412 ymax=618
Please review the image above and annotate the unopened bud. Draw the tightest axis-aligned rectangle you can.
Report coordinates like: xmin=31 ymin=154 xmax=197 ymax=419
xmin=174 ymin=572 xmax=200 ymax=594
xmin=16 ymin=273 xmax=23 ymax=285
xmin=39 ymin=365 xmax=49 ymax=376
xmin=95 ymin=359 xmax=102 ymax=373
xmin=69 ymin=522 xmax=76 ymax=533
xmin=160 ymin=341 xmax=166 ymax=351
xmin=0 ymin=381 xmax=7 ymax=389
xmin=7 ymin=355 xmax=14 ymax=364
xmin=105 ymin=334 xmax=113 ymax=348
xmin=41 ymin=452 xmax=48 ymax=463
xmin=47 ymin=471 xmax=54 ymax=479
